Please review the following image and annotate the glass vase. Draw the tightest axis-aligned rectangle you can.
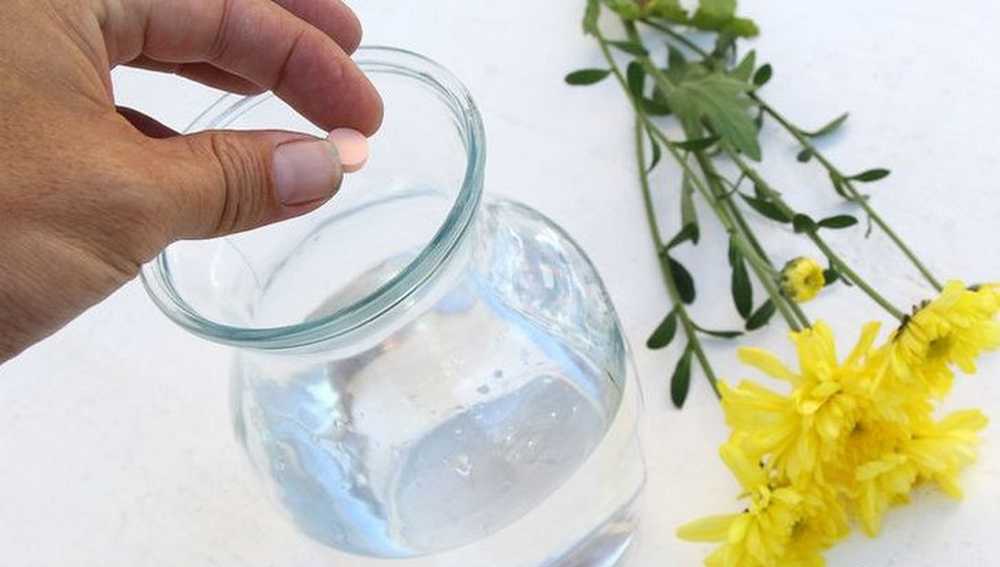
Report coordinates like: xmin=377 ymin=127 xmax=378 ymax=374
xmin=142 ymin=46 xmax=645 ymax=566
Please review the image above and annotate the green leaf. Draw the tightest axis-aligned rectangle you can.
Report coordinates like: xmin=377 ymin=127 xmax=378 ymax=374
xmin=695 ymin=0 xmax=736 ymax=21
xmin=752 ymin=63 xmax=772 ymax=87
xmin=692 ymin=0 xmax=738 ymax=34
xmin=605 ymin=0 xmax=641 ymax=20
xmin=823 ymin=268 xmax=840 ymax=287
xmin=680 ymin=175 xmax=700 ymax=244
xmin=646 ymin=0 xmax=688 ymax=21
xmin=685 ymin=0 xmax=759 ymax=37
xmin=797 ymin=149 xmax=813 ymax=163
xmin=627 ymin=61 xmax=646 ymax=98
xmin=647 ymin=309 xmax=679 ymax=349
xmin=792 ymin=213 xmax=816 ymax=233
xmin=565 ymin=69 xmax=611 ymax=85
xmin=647 ymin=130 xmax=662 ymax=172
xmin=740 ymin=193 xmax=791 ymax=223
xmin=583 ymin=0 xmax=600 ymax=34
xmin=667 ymin=44 xmax=688 ymax=70
xmin=726 ymin=235 xmax=739 ymax=265
xmin=818 ymin=215 xmax=859 ymax=229
xmin=746 ymin=299 xmax=776 ymax=331
xmin=711 ymin=32 xmax=737 ymax=62
xmin=753 ymin=108 xmax=765 ymax=131
xmin=802 ymin=113 xmax=849 ymax=138
xmin=641 ymin=97 xmax=673 ymax=116
xmin=673 ymin=73 xmax=761 ymax=160
xmin=609 ymin=40 xmax=650 ymax=57
xmin=668 ymin=256 xmax=696 ymax=304
xmin=666 ymin=223 xmax=699 ymax=250
xmin=671 ymin=345 xmax=694 ymax=408
xmin=730 ymin=243 xmax=753 ymax=319
xmin=731 ymin=50 xmax=756 ymax=82
xmin=850 ymin=169 xmax=891 ymax=182
xmin=698 ymin=328 xmax=744 ymax=339
xmin=829 ymin=172 xmax=849 ymax=199
xmin=673 ymin=136 xmax=720 ymax=151
xmin=721 ymin=18 xmax=760 ymax=38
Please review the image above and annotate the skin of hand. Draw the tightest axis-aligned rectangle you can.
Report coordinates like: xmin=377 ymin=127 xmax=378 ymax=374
xmin=0 ymin=0 xmax=383 ymax=362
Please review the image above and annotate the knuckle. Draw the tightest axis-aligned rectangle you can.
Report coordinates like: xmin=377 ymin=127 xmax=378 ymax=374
xmin=200 ymin=132 xmax=272 ymax=235
xmin=208 ymin=0 xmax=238 ymax=63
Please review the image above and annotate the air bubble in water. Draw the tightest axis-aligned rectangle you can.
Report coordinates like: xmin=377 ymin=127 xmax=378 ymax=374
xmin=451 ymin=454 xmax=472 ymax=477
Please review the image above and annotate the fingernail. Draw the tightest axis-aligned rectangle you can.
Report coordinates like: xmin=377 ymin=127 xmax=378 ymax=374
xmin=273 ymin=139 xmax=343 ymax=206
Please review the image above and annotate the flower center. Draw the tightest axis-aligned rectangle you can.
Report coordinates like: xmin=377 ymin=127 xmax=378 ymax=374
xmin=927 ymin=334 xmax=953 ymax=361
xmin=789 ymin=518 xmax=807 ymax=540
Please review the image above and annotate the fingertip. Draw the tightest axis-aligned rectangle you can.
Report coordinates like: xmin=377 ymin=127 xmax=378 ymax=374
xmin=274 ymin=32 xmax=384 ymax=136
xmin=354 ymin=74 xmax=384 ymax=136
xmin=338 ymin=5 xmax=363 ymax=54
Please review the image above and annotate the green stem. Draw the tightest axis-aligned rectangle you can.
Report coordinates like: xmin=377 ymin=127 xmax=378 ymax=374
xmin=720 ymin=175 xmax=774 ymax=270
xmin=690 ymin=153 xmax=808 ymax=331
xmin=808 ymin=232 xmax=905 ymax=320
xmin=694 ymin=153 xmax=812 ymax=330
xmin=726 ymin=149 xmax=907 ymax=321
xmin=646 ymin=127 xmax=803 ymax=331
xmin=624 ymin=21 xmax=678 ymax=99
xmin=618 ymin=21 xmax=805 ymax=331
xmin=752 ymin=94 xmax=943 ymax=292
xmin=635 ymin=117 xmax=720 ymax=398
xmin=638 ymin=19 xmax=710 ymax=58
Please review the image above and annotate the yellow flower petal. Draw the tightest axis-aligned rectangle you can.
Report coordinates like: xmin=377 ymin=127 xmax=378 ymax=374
xmin=738 ymin=347 xmax=799 ymax=383
xmin=676 ymin=514 xmax=742 ymax=542
xmin=720 ymin=442 xmax=768 ymax=491
xmin=845 ymin=321 xmax=882 ymax=366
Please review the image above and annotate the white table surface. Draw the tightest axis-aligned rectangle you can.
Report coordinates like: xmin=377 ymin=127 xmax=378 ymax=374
xmin=4 ymin=1 xmax=1000 ymax=565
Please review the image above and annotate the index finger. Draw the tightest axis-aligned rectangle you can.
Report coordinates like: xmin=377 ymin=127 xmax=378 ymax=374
xmin=136 ymin=0 xmax=382 ymax=134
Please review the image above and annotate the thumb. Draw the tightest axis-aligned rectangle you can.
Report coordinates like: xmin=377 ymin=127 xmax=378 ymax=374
xmin=155 ymin=130 xmax=344 ymax=240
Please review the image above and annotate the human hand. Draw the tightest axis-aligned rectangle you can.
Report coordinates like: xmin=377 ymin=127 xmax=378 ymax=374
xmin=0 ymin=0 xmax=383 ymax=361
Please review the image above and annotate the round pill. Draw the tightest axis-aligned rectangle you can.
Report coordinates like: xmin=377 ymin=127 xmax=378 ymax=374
xmin=327 ymin=128 xmax=370 ymax=173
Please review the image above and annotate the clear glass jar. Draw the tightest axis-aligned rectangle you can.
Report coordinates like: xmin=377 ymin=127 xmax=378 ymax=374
xmin=142 ymin=47 xmax=645 ymax=566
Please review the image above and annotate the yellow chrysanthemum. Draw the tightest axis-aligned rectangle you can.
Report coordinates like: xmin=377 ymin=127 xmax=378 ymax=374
xmin=853 ymin=452 xmax=918 ymax=536
xmin=860 ymin=347 xmax=935 ymax=427
xmin=888 ymin=280 xmax=1000 ymax=397
xmin=681 ymin=282 xmax=996 ymax=563
xmin=902 ymin=409 xmax=988 ymax=498
xmin=678 ymin=443 xmax=811 ymax=567
xmin=781 ymin=258 xmax=826 ymax=303
xmin=826 ymin=408 xmax=987 ymax=535
xmin=720 ymin=322 xmax=882 ymax=483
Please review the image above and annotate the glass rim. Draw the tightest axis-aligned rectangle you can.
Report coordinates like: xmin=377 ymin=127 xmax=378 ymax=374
xmin=140 ymin=46 xmax=487 ymax=350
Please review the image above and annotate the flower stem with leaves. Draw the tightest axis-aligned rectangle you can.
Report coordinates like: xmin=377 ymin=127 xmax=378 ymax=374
xmin=750 ymin=94 xmax=944 ymax=291
xmin=570 ymin=0 xmax=942 ymax=409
